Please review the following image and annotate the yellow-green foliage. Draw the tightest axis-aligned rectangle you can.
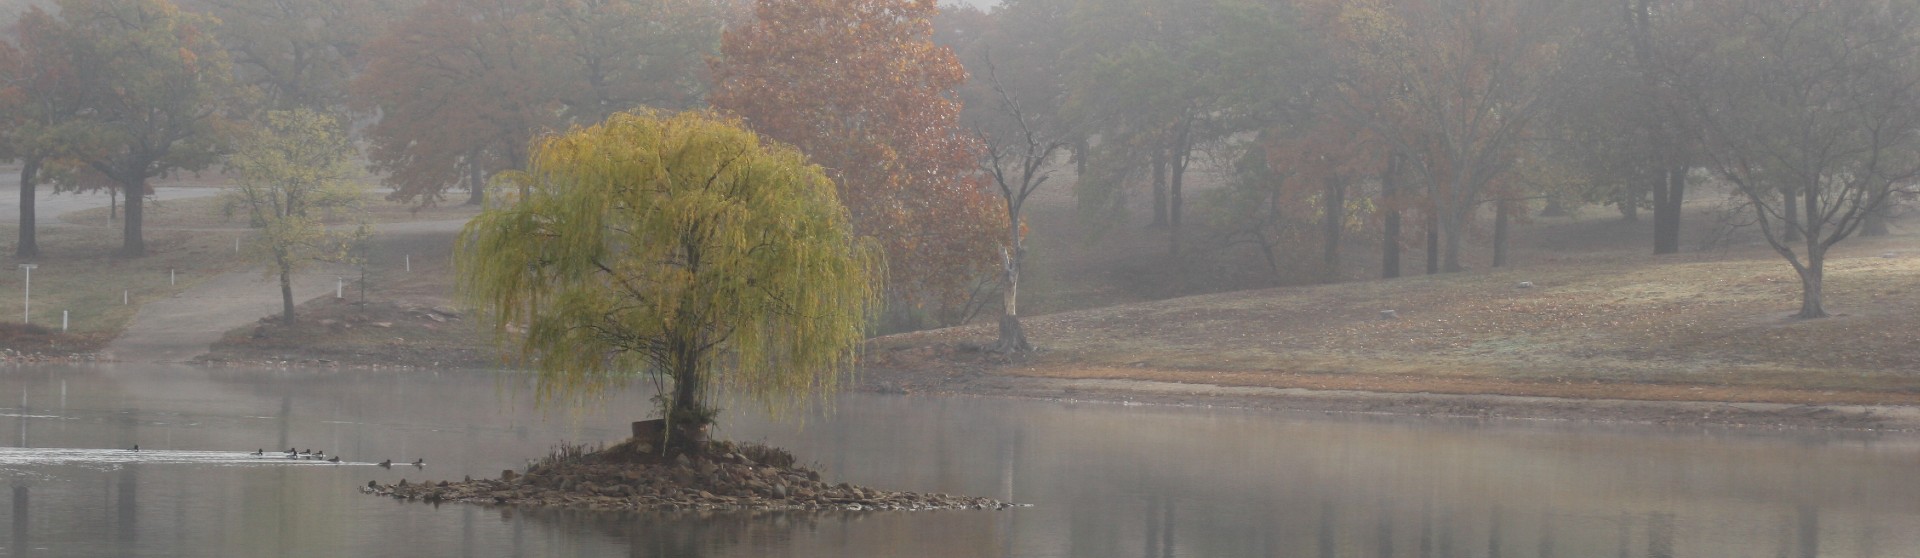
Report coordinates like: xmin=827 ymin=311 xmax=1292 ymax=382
xmin=456 ymin=110 xmax=883 ymax=418
xmin=225 ymin=109 xmax=369 ymax=283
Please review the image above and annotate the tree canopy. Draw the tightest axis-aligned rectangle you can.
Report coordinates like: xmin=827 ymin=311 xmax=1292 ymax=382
xmin=353 ymin=0 xmax=725 ymax=206
xmin=226 ymin=108 xmax=369 ymax=324
xmin=711 ymin=0 xmax=1001 ymax=326
xmin=56 ymin=0 xmax=236 ymax=257
xmin=456 ymin=110 xmax=882 ymax=450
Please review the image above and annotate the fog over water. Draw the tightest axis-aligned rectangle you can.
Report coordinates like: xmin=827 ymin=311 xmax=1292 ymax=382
xmin=0 ymin=365 xmax=1915 ymax=557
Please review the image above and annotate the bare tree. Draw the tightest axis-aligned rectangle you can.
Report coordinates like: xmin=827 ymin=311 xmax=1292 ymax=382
xmin=976 ymin=54 xmax=1068 ymax=353
xmin=1683 ymin=0 xmax=1920 ymax=318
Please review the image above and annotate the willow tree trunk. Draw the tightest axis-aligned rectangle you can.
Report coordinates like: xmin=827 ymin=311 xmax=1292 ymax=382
xmin=17 ymin=158 xmax=39 ymax=259
xmin=666 ymin=337 xmax=710 ymax=455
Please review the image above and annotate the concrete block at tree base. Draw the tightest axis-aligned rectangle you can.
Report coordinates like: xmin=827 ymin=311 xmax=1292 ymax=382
xmin=632 ymin=419 xmax=666 ymax=448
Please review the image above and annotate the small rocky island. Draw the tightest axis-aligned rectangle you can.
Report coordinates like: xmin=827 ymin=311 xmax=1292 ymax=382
xmin=365 ymin=423 xmax=1018 ymax=512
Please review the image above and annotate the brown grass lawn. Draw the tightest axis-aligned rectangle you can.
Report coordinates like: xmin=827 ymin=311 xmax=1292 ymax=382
xmin=875 ymin=230 xmax=1920 ymax=406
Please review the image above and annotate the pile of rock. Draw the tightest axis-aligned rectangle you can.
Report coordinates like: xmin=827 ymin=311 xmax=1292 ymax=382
xmin=0 ymin=348 xmax=106 ymax=363
xmin=363 ymin=442 xmax=1018 ymax=513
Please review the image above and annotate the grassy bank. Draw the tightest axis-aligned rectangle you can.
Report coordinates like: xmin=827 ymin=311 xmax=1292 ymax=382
xmin=0 ymin=224 xmax=249 ymax=351
xmin=871 ymin=232 xmax=1920 ymax=406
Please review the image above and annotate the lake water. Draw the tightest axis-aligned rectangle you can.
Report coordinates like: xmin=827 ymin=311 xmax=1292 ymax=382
xmin=1 ymin=365 xmax=1917 ymax=557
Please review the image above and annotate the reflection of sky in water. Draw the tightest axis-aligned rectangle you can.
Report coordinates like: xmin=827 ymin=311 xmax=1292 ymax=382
xmin=0 ymin=364 xmax=1917 ymax=557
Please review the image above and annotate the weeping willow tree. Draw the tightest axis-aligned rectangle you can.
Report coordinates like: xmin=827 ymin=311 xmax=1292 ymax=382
xmin=456 ymin=110 xmax=883 ymax=453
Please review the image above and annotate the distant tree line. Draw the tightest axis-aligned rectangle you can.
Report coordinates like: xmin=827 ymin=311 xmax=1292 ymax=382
xmin=5 ymin=0 xmax=1918 ymax=327
xmin=941 ymin=0 xmax=1920 ymax=320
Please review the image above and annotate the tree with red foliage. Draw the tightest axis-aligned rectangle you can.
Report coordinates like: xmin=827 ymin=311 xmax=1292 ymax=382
xmin=711 ymin=0 xmax=1002 ymax=326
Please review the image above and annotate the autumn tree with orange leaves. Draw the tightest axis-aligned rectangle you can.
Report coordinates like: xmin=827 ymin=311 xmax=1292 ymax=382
xmin=711 ymin=0 xmax=1002 ymax=328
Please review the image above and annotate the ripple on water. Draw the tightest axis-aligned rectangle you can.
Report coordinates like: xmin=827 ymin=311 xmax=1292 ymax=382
xmin=0 ymin=447 xmax=368 ymax=468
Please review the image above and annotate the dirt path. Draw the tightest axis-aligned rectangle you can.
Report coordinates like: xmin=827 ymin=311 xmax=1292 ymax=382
xmin=104 ymin=269 xmax=350 ymax=363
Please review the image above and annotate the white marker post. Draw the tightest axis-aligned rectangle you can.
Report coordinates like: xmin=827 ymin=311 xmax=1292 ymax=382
xmin=336 ymin=277 xmax=344 ymax=298
xmin=61 ymin=310 xmax=67 ymax=332
xmin=123 ymin=290 xmax=129 ymax=305
xmin=17 ymin=264 xmax=35 ymax=324
xmin=405 ymin=255 xmax=411 ymax=272
xmin=169 ymin=269 xmax=176 ymax=286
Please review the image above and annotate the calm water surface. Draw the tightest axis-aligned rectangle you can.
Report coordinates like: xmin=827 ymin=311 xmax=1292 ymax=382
xmin=1 ymin=364 xmax=1918 ymax=557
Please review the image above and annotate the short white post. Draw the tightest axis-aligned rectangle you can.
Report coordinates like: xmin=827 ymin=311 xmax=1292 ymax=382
xmin=61 ymin=310 xmax=67 ymax=332
xmin=405 ymin=254 xmax=411 ymax=272
xmin=234 ymin=237 xmax=241 ymax=252
xmin=170 ymin=269 xmax=176 ymax=286
xmin=18 ymin=264 xmax=35 ymax=324
xmin=336 ymin=277 xmax=344 ymax=298
xmin=123 ymin=290 xmax=129 ymax=305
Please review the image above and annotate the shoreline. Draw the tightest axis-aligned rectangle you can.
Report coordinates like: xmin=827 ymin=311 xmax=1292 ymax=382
xmin=854 ymin=361 xmax=1920 ymax=433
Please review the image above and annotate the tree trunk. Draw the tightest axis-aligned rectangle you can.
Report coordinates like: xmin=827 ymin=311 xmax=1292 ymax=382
xmin=1074 ymin=137 xmax=1089 ymax=178
xmin=121 ymin=178 xmax=146 ymax=257
xmin=993 ymin=222 xmax=1030 ymax=353
xmin=1382 ymin=155 xmax=1402 ymax=279
xmin=995 ymin=314 xmax=1029 ymax=354
xmin=465 ymin=149 xmax=485 ymax=206
xmin=109 ymin=187 xmax=118 ymax=222
xmin=1652 ymin=167 xmax=1686 ymax=254
xmin=1441 ymin=216 xmax=1465 ymax=273
xmin=17 ymin=158 xmax=40 ymax=260
xmin=1322 ymin=176 xmax=1344 ymax=280
xmin=1425 ymin=216 xmax=1440 ymax=275
xmin=1170 ymin=143 xmax=1187 ymax=231
xmin=1492 ymin=199 xmax=1510 ymax=268
xmin=1150 ymin=149 xmax=1168 ymax=227
xmin=1169 ymin=139 xmax=1188 ymax=259
xmin=1383 ymin=208 xmax=1402 ymax=280
xmin=279 ymin=258 xmax=296 ymax=325
xmin=1782 ymin=187 xmax=1802 ymax=242
xmin=666 ymin=338 xmax=710 ymax=455
xmin=1796 ymin=253 xmax=1826 ymax=319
